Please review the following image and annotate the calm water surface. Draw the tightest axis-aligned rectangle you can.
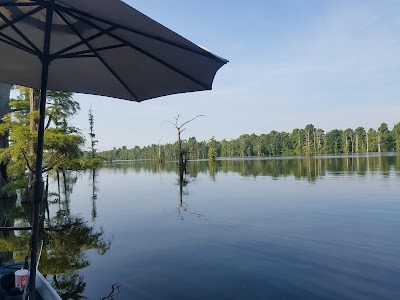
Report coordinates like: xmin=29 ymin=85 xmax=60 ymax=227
xmin=3 ymin=154 xmax=400 ymax=299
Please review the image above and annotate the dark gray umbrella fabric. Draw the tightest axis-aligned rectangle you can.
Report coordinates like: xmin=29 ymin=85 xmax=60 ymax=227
xmin=0 ymin=0 xmax=227 ymax=101
xmin=0 ymin=1 xmax=227 ymax=299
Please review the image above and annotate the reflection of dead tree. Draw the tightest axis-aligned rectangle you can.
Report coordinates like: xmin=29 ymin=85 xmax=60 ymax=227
xmin=91 ymin=169 xmax=99 ymax=221
xmin=176 ymin=169 xmax=207 ymax=222
xmin=101 ymin=283 xmax=122 ymax=300
xmin=177 ymin=169 xmax=189 ymax=219
xmin=166 ymin=114 xmax=205 ymax=170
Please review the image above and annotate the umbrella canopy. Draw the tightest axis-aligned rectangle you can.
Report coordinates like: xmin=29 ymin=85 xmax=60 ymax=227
xmin=0 ymin=1 xmax=227 ymax=299
xmin=0 ymin=0 xmax=227 ymax=101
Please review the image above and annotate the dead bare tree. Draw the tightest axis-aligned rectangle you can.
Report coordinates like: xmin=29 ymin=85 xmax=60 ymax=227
xmin=166 ymin=114 xmax=205 ymax=169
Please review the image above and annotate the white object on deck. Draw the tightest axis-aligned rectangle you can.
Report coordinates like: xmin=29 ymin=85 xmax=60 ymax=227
xmin=14 ymin=268 xmax=28 ymax=291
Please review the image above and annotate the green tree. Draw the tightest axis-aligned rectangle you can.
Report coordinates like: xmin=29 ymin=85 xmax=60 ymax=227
xmin=343 ymin=128 xmax=355 ymax=154
xmin=326 ymin=129 xmax=342 ymax=154
xmin=355 ymin=127 xmax=366 ymax=153
xmin=315 ymin=128 xmax=325 ymax=154
xmin=46 ymin=90 xmax=80 ymax=132
xmin=392 ymin=123 xmax=400 ymax=152
xmin=304 ymin=124 xmax=315 ymax=156
xmin=291 ymin=128 xmax=304 ymax=155
xmin=220 ymin=139 xmax=228 ymax=157
xmin=377 ymin=122 xmax=393 ymax=152
xmin=367 ymin=128 xmax=377 ymax=152
xmin=208 ymin=136 xmax=217 ymax=160
xmin=238 ymin=134 xmax=252 ymax=156
xmin=88 ymin=109 xmax=97 ymax=158
xmin=0 ymin=88 xmax=93 ymax=196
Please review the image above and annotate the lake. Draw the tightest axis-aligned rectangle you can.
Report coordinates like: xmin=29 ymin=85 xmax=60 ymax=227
xmin=2 ymin=153 xmax=400 ymax=299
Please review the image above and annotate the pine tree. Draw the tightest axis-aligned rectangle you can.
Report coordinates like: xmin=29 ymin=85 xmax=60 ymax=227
xmin=88 ymin=108 xmax=98 ymax=158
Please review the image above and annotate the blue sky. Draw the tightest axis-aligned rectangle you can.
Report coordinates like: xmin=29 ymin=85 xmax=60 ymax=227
xmin=70 ymin=0 xmax=400 ymax=151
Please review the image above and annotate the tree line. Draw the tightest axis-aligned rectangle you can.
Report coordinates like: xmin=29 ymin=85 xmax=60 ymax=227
xmin=99 ymin=122 xmax=400 ymax=161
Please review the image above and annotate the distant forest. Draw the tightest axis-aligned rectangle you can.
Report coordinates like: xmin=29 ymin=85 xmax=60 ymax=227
xmin=98 ymin=122 xmax=400 ymax=161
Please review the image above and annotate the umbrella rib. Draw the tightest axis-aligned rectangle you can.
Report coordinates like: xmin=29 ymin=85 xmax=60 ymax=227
xmin=55 ymin=9 xmax=138 ymax=100
xmin=0 ymin=11 xmax=41 ymax=55
xmin=0 ymin=33 xmax=37 ymax=55
xmin=0 ymin=2 xmax=39 ymax=7
xmin=57 ymin=43 xmax=127 ymax=59
xmin=50 ymin=25 xmax=118 ymax=59
xmin=56 ymin=5 xmax=226 ymax=64
xmin=0 ymin=31 xmax=37 ymax=55
xmin=58 ymin=54 xmax=97 ymax=59
xmin=62 ymin=9 xmax=210 ymax=90
xmin=0 ymin=5 xmax=44 ymax=32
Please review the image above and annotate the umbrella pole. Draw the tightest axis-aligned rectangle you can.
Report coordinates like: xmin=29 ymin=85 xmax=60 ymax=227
xmin=29 ymin=86 xmax=47 ymax=299
xmin=29 ymin=1 xmax=55 ymax=299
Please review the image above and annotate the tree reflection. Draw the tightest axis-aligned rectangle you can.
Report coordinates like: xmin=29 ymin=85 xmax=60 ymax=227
xmin=0 ymin=197 xmax=31 ymax=259
xmin=90 ymin=169 xmax=98 ymax=221
xmin=104 ymin=154 xmax=400 ymax=182
xmin=176 ymin=168 xmax=207 ymax=222
xmin=208 ymin=159 xmax=216 ymax=181
xmin=0 ymin=197 xmax=17 ymax=239
xmin=177 ymin=168 xmax=189 ymax=220
xmin=52 ymin=273 xmax=86 ymax=300
xmin=0 ymin=171 xmax=111 ymax=300
xmin=41 ymin=171 xmax=111 ymax=299
xmin=40 ymin=216 xmax=110 ymax=274
xmin=55 ymin=171 xmax=78 ymax=215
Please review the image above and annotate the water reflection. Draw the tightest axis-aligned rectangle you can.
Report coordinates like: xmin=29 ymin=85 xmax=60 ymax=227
xmin=90 ymin=169 xmax=99 ymax=222
xmin=101 ymin=283 xmax=122 ymax=300
xmin=105 ymin=153 xmax=400 ymax=182
xmin=52 ymin=273 xmax=86 ymax=300
xmin=0 ymin=171 xmax=112 ymax=300
xmin=0 ymin=197 xmax=31 ymax=259
xmin=175 ymin=166 xmax=207 ymax=222
xmin=2 ymin=154 xmax=399 ymax=299
xmin=208 ymin=160 xmax=217 ymax=181
xmin=177 ymin=168 xmax=188 ymax=219
xmin=0 ymin=198 xmax=17 ymax=239
xmin=41 ymin=213 xmax=110 ymax=299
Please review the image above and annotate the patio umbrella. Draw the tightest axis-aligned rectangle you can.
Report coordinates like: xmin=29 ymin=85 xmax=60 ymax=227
xmin=0 ymin=0 xmax=227 ymax=298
